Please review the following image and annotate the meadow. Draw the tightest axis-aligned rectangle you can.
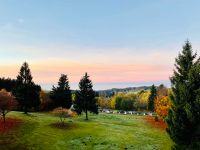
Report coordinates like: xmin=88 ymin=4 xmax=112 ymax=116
xmin=0 ymin=112 xmax=172 ymax=150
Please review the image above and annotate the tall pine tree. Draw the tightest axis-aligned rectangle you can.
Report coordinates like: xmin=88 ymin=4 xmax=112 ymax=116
xmin=166 ymin=41 xmax=200 ymax=149
xmin=74 ymin=73 xmax=98 ymax=120
xmin=148 ymin=84 xmax=157 ymax=111
xmin=50 ymin=74 xmax=72 ymax=108
xmin=13 ymin=62 xmax=41 ymax=114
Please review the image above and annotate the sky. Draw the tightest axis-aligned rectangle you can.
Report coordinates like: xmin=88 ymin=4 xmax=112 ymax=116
xmin=0 ymin=0 xmax=200 ymax=90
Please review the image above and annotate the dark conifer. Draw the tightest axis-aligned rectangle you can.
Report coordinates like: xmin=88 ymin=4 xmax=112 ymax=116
xmin=166 ymin=41 xmax=200 ymax=149
xmin=74 ymin=73 xmax=98 ymax=120
xmin=148 ymin=84 xmax=157 ymax=111
xmin=50 ymin=74 xmax=72 ymax=108
xmin=13 ymin=62 xmax=41 ymax=114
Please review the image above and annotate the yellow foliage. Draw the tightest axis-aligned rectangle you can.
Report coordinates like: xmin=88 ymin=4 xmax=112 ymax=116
xmin=135 ymin=91 xmax=150 ymax=110
xmin=97 ymin=97 xmax=111 ymax=109
xmin=155 ymin=96 xmax=171 ymax=118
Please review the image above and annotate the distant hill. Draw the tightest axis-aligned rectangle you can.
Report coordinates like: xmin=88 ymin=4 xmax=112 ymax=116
xmin=97 ymin=86 xmax=151 ymax=97
xmin=44 ymin=86 xmax=152 ymax=97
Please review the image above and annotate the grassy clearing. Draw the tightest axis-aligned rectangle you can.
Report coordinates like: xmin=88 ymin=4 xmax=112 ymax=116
xmin=0 ymin=112 xmax=172 ymax=150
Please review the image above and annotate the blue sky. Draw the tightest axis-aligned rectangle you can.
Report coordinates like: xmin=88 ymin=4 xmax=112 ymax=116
xmin=0 ymin=1 xmax=200 ymax=90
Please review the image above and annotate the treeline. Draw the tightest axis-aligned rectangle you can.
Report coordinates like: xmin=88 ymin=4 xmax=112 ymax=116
xmin=98 ymin=86 xmax=151 ymax=97
xmin=0 ymin=62 xmax=98 ymax=120
xmin=0 ymin=78 xmax=16 ymax=92
xmin=98 ymin=84 xmax=169 ymax=112
xmin=0 ymin=66 xmax=167 ymax=114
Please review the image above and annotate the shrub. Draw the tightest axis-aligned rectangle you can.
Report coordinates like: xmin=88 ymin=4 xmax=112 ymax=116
xmin=52 ymin=107 xmax=76 ymax=126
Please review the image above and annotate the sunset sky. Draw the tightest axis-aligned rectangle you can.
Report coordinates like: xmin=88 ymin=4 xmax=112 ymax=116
xmin=0 ymin=1 xmax=200 ymax=90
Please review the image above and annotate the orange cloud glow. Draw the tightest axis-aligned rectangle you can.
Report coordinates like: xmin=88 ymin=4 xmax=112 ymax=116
xmin=0 ymin=60 xmax=172 ymax=85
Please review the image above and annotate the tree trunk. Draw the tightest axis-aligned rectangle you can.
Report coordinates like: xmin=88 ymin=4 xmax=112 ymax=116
xmin=85 ymin=109 xmax=88 ymax=120
xmin=24 ymin=105 xmax=28 ymax=114
xmin=3 ymin=113 xmax=5 ymax=124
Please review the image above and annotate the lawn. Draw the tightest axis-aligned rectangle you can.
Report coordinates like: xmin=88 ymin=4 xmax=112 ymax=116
xmin=0 ymin=112 xmax=172 ymax=150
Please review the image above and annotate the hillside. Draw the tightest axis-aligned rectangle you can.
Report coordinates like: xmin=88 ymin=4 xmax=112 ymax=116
xmin=97 ymin=86 xmax=151 ymax=97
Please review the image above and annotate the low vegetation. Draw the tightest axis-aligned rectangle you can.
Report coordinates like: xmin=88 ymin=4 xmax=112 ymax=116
xmin=52 ymin=107 xmax=76 ymax=127
xmin=0 ymin=112 xmax=172 ymax=150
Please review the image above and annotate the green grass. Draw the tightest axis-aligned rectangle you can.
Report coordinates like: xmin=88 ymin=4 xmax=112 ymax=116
xmin=0 ymin=112 xmax=172 ymax=150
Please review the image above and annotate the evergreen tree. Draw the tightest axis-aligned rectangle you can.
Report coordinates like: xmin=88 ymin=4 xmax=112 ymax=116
xmin=28 ymin=84 xmax=41 ymax=111
xmin=50 ymin=74 xmax=72 ymax=108
xmin=148 ymin=84 xmax=157 ymax=111
xmin=74 ymin=73 xmax=98 ymax=120
xmin=13 ymin=62 xmax=41 ymax=114
xmin=0 ymin=78 xmax=16 ymax=92
xmin=166 ymin=41 xmax=200 ymax=149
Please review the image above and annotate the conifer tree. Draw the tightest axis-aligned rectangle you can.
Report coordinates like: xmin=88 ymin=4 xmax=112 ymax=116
xmin=50 ymin=74 xmax=72 ymax=108
xmin=74 ymin=73 xmax=98 ymax=120
xmin=13 ymin=62 xmax=41 ymax=114
xmin=166 ymin=41 xmax=200 ymax=149
xmin=148 ymin=84 xmax=157 ymax=111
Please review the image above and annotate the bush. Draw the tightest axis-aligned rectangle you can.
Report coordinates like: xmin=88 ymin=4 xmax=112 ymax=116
xmin=52 ymin=107 xmax=76 ymax=126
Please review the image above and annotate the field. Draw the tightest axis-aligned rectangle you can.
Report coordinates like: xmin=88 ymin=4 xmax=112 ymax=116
xmin=0 ymin=112 xmax=172 ymax=150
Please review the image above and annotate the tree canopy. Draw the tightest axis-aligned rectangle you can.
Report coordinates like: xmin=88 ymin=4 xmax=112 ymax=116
xmin=50 ymin=74 xmax=72 ymax=109
xmin=0 ymin=89 xmax=16 ymax=123
xmin=12 ymin=62 xmax=41 ymax=114
xmin=166 ymin=41 xmax=200 ymax=149
xmin=74 ymin=73 xmax=98 ymax=120
xmin=148 ymin=84 xmax=157 ymax=111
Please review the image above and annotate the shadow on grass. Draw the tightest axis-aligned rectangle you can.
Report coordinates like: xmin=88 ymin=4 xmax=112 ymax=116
xmin=50 ymin=121 xmax=77 ymax=130
xmin=22 ymin=113 xmax=38 ymax=118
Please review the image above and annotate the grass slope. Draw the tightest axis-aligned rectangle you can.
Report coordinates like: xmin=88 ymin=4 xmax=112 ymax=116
xmin=0 ymin=112 xmax=172 ymax=150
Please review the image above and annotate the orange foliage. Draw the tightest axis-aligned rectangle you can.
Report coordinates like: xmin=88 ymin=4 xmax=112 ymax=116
xmin=144 ymin=116 xmax=167 ymax=130
xmin=155 ymin=96 xmax=171 ymax=119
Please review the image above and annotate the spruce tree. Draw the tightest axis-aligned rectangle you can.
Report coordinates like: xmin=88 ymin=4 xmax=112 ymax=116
xmin=166 ymin=41 xmax=200 ymax=149
xmin=13 ymin=62 xmax=41 ymax=114
xmin=74 ymin=72 xmax=98 ymax=120
xmin=50 ymin=74 xmax=72 ymax=108
xmin=148 ymin=84 xmax=157 ymax=111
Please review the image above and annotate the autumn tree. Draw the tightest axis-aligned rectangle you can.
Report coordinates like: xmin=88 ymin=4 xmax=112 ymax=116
xmin=166 ymin=41 xmax=200 ymax=149
xmin=74 ymin=73 xmax=98 ymax=120
xmin=154 ymin=84 xmax=171 ymax=119
xmin=155 ymin=96 xmax=171 ymax=119
xmin=52 ymin=107 xmax=75 ymax=127
xmin=111 ymin=93 xmax=125 ymax=110
xmin=135 ymin=90 xmax=150 ymax=110
xmin=40 ymin=90 xmax=53 ymax=111
xmin=115 ymin=95 xmax=123 ymax=110
xmin=110 ymin=92 xmax=136 ymax=110
xmin=121 ymin=98 xmax=135 ymax=111
xmin=0 ymin=89 xmax=16 ymax=123
xmin=13 ymin=62 xmax=41 ymax=114
xmin=148 ymin=84 xmax=157 ymax=111
xmin=157 ymin=84 xmax=168 ymax=99
xmin=97 ymin=97 xmax=111 ymax=109
xmin=50 ymin=74 xmax=72 ymax=108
